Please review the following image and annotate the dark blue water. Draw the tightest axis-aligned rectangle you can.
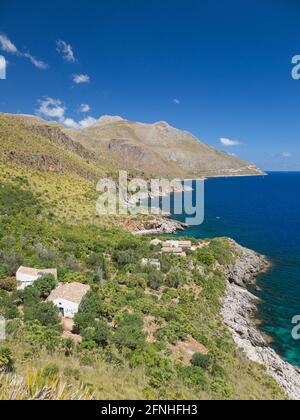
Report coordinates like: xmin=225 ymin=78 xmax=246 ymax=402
xmin=172 ymin=172 xmax=300 ymax=366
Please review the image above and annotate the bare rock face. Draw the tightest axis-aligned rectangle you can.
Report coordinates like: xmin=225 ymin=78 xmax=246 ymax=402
xmin=222 ymin=241 xmax=300 ymax=400
xmin=73 ymin=116 xmax=265 ymax=178
xmin=223 ymin=240 xmax=270 ymax=287
xmin=7 ymin=151 xmax=62 ymax=173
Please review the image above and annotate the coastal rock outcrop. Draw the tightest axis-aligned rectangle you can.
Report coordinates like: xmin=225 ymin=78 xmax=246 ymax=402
xmin=222 ymin=241 xmax=300 ymax=400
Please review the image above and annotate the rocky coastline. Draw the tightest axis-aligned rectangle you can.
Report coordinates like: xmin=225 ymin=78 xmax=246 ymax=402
xmin=222 ymin=240 xmax=300 ymax=400
xmin=132 ymin=217 xmax=187 ymax=236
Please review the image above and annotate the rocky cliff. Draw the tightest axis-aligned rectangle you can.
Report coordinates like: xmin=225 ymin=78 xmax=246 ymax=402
xmin=222 ymin=241 xmax=300 ymax=400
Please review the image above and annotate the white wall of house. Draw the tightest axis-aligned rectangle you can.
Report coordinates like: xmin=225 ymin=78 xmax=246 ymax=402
xmin=16 ymin=273 xmax=39 ymax=290
xmin=51 ymin=298 xmax=79 ymax=318
xmin=165 ymin=240 xmax=179 ymax=248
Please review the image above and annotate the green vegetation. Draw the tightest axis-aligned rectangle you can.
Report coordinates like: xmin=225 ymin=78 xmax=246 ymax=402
xmin=0 ymin=113 xmax=287 ymax=400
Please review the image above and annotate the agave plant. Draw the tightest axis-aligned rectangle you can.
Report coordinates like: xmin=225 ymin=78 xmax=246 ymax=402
xmin=0 ymin=368 xmax=93 ymax=400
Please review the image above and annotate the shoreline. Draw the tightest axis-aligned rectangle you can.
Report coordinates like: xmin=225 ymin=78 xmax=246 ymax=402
xmin=222 ymin=240 xmax=300 ymax=400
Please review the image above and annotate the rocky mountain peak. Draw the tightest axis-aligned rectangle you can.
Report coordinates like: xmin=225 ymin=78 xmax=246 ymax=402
xmin=97 ymin=115 xmax=125 ymax=125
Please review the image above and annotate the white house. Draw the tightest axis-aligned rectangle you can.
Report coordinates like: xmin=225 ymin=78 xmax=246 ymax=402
xmin=162 ymin=246 xmax=186 ymax=257
xmin=16 ymin=266 xmax=58 ymax=290
xmin=163 ymin=240 xmax=192 ymax=250
xmin=47 ymin=282 xmax=90 ymax=318
xmin=150 ymin=239 xmax=162 ymax=247
xmin=141 ymin=258 xmax=161 ymax=270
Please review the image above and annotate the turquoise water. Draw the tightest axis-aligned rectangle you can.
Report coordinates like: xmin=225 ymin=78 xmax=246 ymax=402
xmin=171 ymin=172 xmax=300 ymax=366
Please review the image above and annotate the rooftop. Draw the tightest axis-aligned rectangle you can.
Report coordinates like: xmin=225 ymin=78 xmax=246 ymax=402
xmin=47 ymin=282 xmax=90 ymax=304
xmin=17 ymin=266 xmax=57 ymax=277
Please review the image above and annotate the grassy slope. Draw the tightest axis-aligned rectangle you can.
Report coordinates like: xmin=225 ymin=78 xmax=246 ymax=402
xmin=0 ymin=113 xmax=286 ymax=400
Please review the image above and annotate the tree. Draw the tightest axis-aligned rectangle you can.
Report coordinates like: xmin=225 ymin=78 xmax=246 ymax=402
xmin=73 ymin=291 xmax=104 ymax=334
xmin=0 ymin=277 xmax=17 ymax=292
xmin=0 ymin=293 xmax=19 ymax=319
xmin=78 ymin=291 xmax=104 ymax=318
xmin=93 ymin=321 xmax=111 ymax=347
xmin=73 ymin=312 xmax=97 ymax=334
xmin=33 ymin=274 xmax=57 ymax=299
xmin=113 ymin=314 xmax=146 ymax=351
xmin=2 ymin=252 xmax=23 ymax=276
xmin=147 ymin=270 xmax=163 ymax=291
xmin=24 ymin=302 xmax=60 ymax=327
xmin=165 ymin=272 xmax=181 ymax=288
xmin=113 ymin=250 xmax=136 ymax=266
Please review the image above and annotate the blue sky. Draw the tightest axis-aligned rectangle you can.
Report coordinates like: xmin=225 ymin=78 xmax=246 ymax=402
xmin=0 ymin=0 xmax=300 ymax=170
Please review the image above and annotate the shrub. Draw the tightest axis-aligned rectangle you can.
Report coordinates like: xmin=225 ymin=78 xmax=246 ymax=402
xmin=24 ymin=302 xmax=60 ymax=326
xmin=147 ymin=271 xmax=163 ymax=291
xmin=209 ymin=238 xmax=235 ymax=265
xmin=43 ymin=363 xmax=59 ymax=378
xmin=113 ymin=250 xmax=136 ymax=266
xmin=93 ymin=321 xmax=111 ymax=347
xmin=34 ymin=243 xmax=55 ymax=263
xmin=82 ymin=321 xmax=111 ymax=348
xmin=33 ymin=274 xmax=57 ymax=299
xmin=191 ymin=353 xmax=212 ymax=370
xmin=113 ymin=314 xmax=146 ymax=351
xmin=73 ymin=313 xmax=97 ymax=334
xmin=0 ymin=277 xmax=17 ymax=292
xmin=0 ymin=293 xmax=19 ymax=319
xmin=79 ymin=291 xmax=104 ymax=318
xmin=0 ymin=346 xmax=14 ymax=372
xmin=179 ymin=365 xmax=209 ymax=390
xmin=165 ymin=272 xmax=182 ymax=288
xmin=194 ymin=248 xmax=215 ymax=266
xmin=62 ymin=272 xmax=88 ymax=284
xmin=159 ymin=256 xmax=171 ymax=274
xmin=2 ymin=252 xmax=23 ymax=276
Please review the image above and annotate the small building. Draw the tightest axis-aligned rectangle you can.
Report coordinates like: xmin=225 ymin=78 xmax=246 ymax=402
xmin=163 ymin=240 xmax=192 ymax=250
xmin=162 ymin=247 xmax=186 ymax=257
xmin=178 ymin=240 xmax=192 ymax=250
xmin=163 ymin=240 xmax=179 ymax=248
xmin=16 ymin=266 xmax=58 ymax=290
xmin=150 ymin=239 xmax=162 ymax=247
xmin=47 ymin=282 xmax=90 ymax=318
xmin=141 ymin=258 xmax=161 ymax=270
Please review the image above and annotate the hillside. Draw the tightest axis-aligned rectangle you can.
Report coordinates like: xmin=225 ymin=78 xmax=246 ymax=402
xmin=0 ymin=112 xmax=286 ymax=401
xmin=67 ymin=115 xmax=264 ymax=178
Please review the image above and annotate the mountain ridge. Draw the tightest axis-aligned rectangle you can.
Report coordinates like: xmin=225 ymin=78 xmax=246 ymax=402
xmin=67 ymin=114 xmax=265 ymax=178
xmin=0 ymin=112 xmax=265 ymax=179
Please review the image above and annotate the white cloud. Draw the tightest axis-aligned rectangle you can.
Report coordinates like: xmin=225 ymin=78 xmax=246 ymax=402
xmin=78 ymin=116 xmax=97 ymax=129
xmin=37 ymin=98 xmax=66 ymax=119
xmin=63 ymin=118 xmax=79 ymax=129
xmin=73 ymin=73 xmax=90 ymax=84
xmin=79 ymin=103 xmax=91 ymax=113
xmin=23 ymin=52 xmax=48 ymax=70
xmin=283 ymin=152 xmax=292 ymax=158
xmin=0 ymin=33 xmax=47 ymax=69
xmin=36 ymin=97 xmax=96 ymax=130
xmin=0 ymin=34 xmax=18 ymax=53
xmin=56 ymin=40 xmax=76 ymax=63
xmin=220 ymin=138 xmax=242 ymax=147
xmin=62 ymin=116 xmax=96 ymax=129
xmin=173 ymin=98 xmax=180 ymax=105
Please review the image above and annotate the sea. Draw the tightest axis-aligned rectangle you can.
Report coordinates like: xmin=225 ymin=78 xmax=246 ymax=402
xmin=170 ymin=172 xmax=300 ymax=366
